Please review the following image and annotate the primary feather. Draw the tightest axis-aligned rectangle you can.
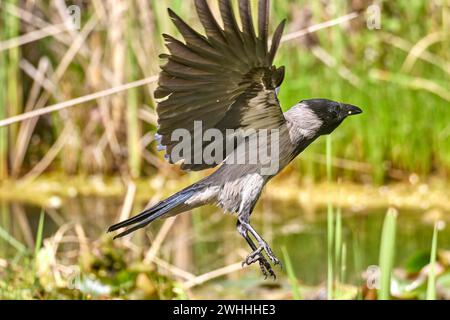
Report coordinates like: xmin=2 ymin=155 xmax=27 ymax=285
xmin=155 ymin=0 xmax=286 ymax=171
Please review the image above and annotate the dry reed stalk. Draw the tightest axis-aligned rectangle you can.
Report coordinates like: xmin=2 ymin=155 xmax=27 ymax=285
xmin=0 ymin=76 xmax=158 ymax=127
xmin=0 ymin=23 xmax=69 ymax=52
xmin=308 ymin=152 xmax=406 ymax=179
xmin=108 ymin=1 xmax=127 ymax=129
xmin=401 ymin=31 xmax=446 ymax=73
xmin=311 ymin=46 xmax=362 ymax=87
xmin=173 ymin=214 xmax=194 ymax=272
xmin=152 ymin=256 xmax=196 ymax=281
xmin=54 ymin=0 xmax=80 ymax=39
xmin=371 ymin=69 xmax=450 ymax=102
xmin=182 ymin=262 xmax=248 ymax=289
xmin=22 ymin=123 xmax=72 ymax=180
xmin=52 ymin=17 xmax=98 ymax=81
xmin=74 ymin=223 xmax=90 ymax=261
xmin=4 ymin=2 xmax=87 ymax=54
xmin=86 ymin=33 xmax=122 ymax=163
xmin=19 ymin=58 xmax=55 ymax=96
xmin=138 ymin=107 xmax=158 ymax=126
xmin=12 ymin=203 xmax=34 ymax=248
xmin=7 ymin=16 xmax=97 ymax=176
xmin=142 ymin=149 xmax=177 ymax=177
xmin=46 ymin=208 xmax=65 ymax=227
xmin=134 ymin=0 xmax=159 ymax=100
xmin=280 ymin=11 xmax=360 ymax=43
xmin=382 ymin=32 xmax=450 ymax=75
xmin=144 ymin=216 xmax=178 ymax=264
xmin=117 ymin=180 xmax=136 ymax=223
xmin=12 ymin=58 xmax=51 ymax=176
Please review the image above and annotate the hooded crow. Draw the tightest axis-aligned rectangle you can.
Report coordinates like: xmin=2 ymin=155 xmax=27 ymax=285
xmin=108 ymin=0 xmax=363 ymax=279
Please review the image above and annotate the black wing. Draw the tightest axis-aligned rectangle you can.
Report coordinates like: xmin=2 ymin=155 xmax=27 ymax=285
xmin=155 ymin=0 xmax=286 ymax=170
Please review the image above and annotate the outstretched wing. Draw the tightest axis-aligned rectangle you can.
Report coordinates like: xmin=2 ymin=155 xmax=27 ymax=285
xmin=156 ymin=0 xmax=286 ymax=171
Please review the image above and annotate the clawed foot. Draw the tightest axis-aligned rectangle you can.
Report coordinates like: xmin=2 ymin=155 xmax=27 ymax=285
xmin=242 ymin=244 xmax=282 ymax=280
xmin=263 ymin=243 xmax=282 ymax=268
xmin=236 ymin=220 xmax=282 ymax=279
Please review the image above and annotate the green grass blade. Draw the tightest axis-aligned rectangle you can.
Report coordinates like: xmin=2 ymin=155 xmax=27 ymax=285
xmin=327 ymin=203 xmax=334 ymax=300
xmin=0 ymin=9 xmax=8 ymax=179
xmin=326 ymin=135 xmax=333 ymax=181
xmin=6 ymin=0 xmax=21 ymax=144
xmin=334 ymin=207 xmax=342 ymax=282
xmin=282 ymin=246 xmax=301 ymax=300
xmin=126 ymin=2 xmax=141 ymax=179
xmin=378 ymin=208 xmax=398 ymax=300
xmin=352 ymin=235 xmax=364 ymax=300
xmin=326 ymin=135 xmax=334 ymax=300
xmin=426 ymin=221 xmax=442 ymax=300
xmin=0 ymin=225 xmax=27 ymax=254
xmin=341 ymin=242 xmax=347 ymax=285
xmin=34 ymin=210 xmax=45 ymax=257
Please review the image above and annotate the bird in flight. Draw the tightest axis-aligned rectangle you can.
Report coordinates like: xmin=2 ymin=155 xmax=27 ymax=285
xmin=108 ymin=0 xmax=362 ymax=279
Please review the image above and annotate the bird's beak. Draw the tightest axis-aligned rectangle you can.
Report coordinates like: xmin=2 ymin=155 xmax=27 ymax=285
xmin=342 ymin=104 xmax=363 ymax=117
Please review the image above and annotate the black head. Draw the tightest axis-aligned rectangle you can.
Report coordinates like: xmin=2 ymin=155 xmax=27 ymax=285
xmin=301 ymin=98 xmax=363 ymax=135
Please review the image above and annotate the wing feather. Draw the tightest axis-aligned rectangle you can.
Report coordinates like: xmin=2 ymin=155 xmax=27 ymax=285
xmin=156 ymin=0 xmax=287 ymax=171
xmin=268 ymin=20 xmax=286 ymax=63
xmin=195 ymin=0 xmax=227 ymax=45
xmin=238 ymin=0 xmax=257 ymax=43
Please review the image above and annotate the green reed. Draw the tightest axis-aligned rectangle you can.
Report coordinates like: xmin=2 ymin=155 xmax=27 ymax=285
xmin=282 ymin=246 xmax=301 ymax=300
xmin=378 ymin=208 xmax=397 ymax=300
xmin=6 ymin=0 xmax=21 ymax=144
xmin=326 ymin=135 xmax=334 ymax=299
xmin=127 ymin=2 xmax=142 ymax=179
xmin=0 ymin=5 xmax=8 ymax=179
xmin=34 ymin=210 xmax=45 ymax=258
xmin=426 ymin=221 xmax=441 ymax=300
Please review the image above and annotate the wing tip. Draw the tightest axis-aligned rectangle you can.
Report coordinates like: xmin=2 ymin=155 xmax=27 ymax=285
xmin=167 ymin=7 xmax=182 ymax=23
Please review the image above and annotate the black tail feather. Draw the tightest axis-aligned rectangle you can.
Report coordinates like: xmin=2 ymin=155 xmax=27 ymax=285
xmin=108 ymin=185 xmax=201 ymax=239
xmin=107 ymin=201 xmax=166 ymax=233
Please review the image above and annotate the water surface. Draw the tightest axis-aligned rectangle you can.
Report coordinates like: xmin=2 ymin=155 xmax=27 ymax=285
xmin=1 ymin=195 xmax=448 ymax=290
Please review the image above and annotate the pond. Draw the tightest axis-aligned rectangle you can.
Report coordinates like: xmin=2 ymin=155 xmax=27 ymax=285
xmin=1 ymin=190 xmax=449 ymax=299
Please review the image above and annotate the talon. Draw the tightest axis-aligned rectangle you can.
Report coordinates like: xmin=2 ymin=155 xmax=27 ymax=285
xmin=276 ymin=261 xmax=283 ymax=270
xmin=272 ymin=257 xmax=282 ymax=267
xmin=260 ymin=243 xmax=281 ymax=267
xmin=268 ymin=266 xmax=277 ymax=280
xmin=259 ymin=258 xmax=277 ymax=280
xmin=258 ymin=261 xmax=268 ymax=279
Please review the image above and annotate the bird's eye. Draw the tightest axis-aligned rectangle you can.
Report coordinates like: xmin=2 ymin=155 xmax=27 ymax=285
xmin=330 ymin=105 xmax=340 ymax=118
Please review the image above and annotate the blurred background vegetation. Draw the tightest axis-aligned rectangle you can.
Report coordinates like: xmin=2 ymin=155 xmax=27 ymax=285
xmin=0 ymin=0 xmax=449 ymax=300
